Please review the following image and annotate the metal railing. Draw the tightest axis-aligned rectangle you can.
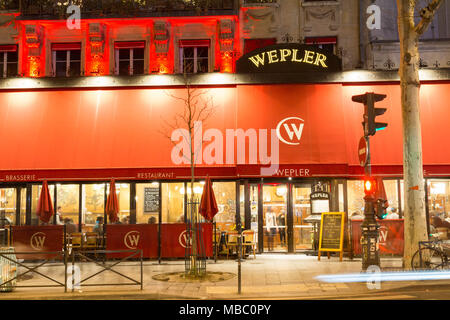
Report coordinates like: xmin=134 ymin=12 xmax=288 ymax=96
xmin=0 ymin=0 xmax=19 ymax=11
xmin=243 ymin=0 xmax=276 ymax=4
xmin=0 ymin=250 xmax=68 ymax=291
xmin=16 ymin=0 xmax=236 ymax=18
xmin=0 ymin=248 xmax=143 ymax=293
xmin=70 ymin=249 xmax=143 ymax=292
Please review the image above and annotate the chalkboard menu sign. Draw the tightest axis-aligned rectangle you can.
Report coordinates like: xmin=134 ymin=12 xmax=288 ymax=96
xmin=144 ymin=187 xmax=160 ymax=213
xmin=318 ymin=212 xmax=345 ymax=261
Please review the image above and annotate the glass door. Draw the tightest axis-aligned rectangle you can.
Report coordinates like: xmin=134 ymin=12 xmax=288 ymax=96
xmin=293 ymin=184 xmax=312 ymax=251
xmin=263 ymin=184 xmax=287 ymax=252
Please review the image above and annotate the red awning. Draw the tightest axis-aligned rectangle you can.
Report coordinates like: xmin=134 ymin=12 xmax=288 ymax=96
xmin=114 ymin=41 xmax=145 ymax=49
xmin=179 ymin=39 xmax=210 ymax=47
xmin=51 ymin=43 xmax=82 ymax=51
xmin=0 ymin=45 xmax=17 ymax=52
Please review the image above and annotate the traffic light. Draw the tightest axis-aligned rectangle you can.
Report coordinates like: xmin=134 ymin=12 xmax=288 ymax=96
xmin=352 ymin=92 xmax=388 ymax=136
xmin=363 ymin=177 xmax=377 ymax=197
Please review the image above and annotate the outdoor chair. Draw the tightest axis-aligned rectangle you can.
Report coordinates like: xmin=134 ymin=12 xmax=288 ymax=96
xmin=213 ymin=229 xmax=222 ymax=256
xmin=84 ymin=232 xmax=98 ymax=249
xmin=69 ymin=233 xmax=83 ymax=252
xmin=242 ymin=230 xmax=257 ymax=259
xmin=226 ymin=231 xmax=239 ymax=259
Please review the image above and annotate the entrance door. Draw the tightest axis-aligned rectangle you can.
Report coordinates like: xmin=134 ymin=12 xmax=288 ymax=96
xmin=263 ymin=184 xmax=287 ymax=252
xmin=293 ymin=184 xmax=313 ymax=251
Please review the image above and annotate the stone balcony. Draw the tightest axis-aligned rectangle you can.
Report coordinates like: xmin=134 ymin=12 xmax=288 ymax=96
xmin=1 ymin=0 xmax=238 ymax=19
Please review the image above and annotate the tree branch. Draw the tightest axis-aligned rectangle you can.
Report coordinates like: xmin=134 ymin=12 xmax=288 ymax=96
xmin=414 ymin=0 xmax=444 ymax=36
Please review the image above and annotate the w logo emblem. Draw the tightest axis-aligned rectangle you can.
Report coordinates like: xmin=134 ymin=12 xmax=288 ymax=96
xmin=179 ymin=230 xmax=193 ymax=248
xmin=276 ymin=117 xmax=305 ymax=145
xmin=30 ymin=232 xmax=46 ymax=251
xmin=124 ymin=231 xmax=140 ymax=249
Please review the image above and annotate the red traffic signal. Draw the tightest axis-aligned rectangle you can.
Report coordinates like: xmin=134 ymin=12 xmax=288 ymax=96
xmin=364 ymin=178 xmax=377 ymax=196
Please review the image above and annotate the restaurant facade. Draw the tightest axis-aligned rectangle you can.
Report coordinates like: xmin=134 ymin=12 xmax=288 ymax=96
xmin=1 ymin=66 xmax=450 ymax=255
xmin=0 ymin=2 xmax=450 ymax=257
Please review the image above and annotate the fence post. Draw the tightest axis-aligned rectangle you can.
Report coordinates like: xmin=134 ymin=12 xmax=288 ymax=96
xmin=140 ymin=249 xmax=143 ymax=290
xmin=71 ymin=249 xmax=75 ymax=293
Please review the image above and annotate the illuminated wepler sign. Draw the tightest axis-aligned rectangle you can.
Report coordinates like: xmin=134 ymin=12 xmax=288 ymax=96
xmin=236 ymin=43 xmax=341 ymax=73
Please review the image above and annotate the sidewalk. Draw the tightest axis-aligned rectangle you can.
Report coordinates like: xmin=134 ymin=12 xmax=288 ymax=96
xmin=0 ymin=254 xmax=433 ymax=300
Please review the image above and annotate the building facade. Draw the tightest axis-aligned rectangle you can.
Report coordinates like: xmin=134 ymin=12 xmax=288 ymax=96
xmin=0 ymin=1 xmax=449 ymax=256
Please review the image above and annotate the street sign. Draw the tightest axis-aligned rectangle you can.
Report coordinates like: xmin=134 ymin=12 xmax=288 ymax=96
xmin=358 ymin=136 xmax=368 ymax=166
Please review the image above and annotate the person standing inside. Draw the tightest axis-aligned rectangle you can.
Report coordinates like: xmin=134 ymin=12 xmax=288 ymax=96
xmin=277 ymin=210 xmax=286 ymax=246
xmin=265 ymin=209 xmax=277 ymax=251
xmin=55 ymin=206 xmax=64 ymax=225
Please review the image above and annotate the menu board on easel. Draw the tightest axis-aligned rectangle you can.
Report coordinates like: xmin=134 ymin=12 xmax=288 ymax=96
xmin=318 ymin=212 xmax=345 ymax=262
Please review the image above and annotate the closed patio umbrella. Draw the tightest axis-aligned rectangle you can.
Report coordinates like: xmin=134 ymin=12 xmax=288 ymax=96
xmin=199 ymin=176 xmax=218 ymax=222
xmin=106 ymin=179 xmax=119 ymax=223
xmin=375 ymin=177 xmax=389 ymax=217
xmin=36 ymin=180 xmax=54 ymax=224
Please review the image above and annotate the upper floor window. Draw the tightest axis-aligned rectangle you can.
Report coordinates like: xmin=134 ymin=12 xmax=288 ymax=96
xmin=51 ymin=43 xmax=82 ymax=77
xmin=179 ymin=40 xmax=210 ymax=74
xmin=114 ymin=41 xmax=145 ymax=76
xmin=305 ymin=37 xmax=337 ymax=55
xmin=0 ymin=45 xmax=18 ymax=78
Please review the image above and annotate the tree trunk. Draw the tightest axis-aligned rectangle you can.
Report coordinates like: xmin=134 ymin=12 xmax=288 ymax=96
xmin=397 ymin=0 xmax=428 ymax=268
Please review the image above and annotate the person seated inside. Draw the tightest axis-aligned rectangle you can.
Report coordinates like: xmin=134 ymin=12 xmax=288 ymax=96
xmin=385 ymin=207 xmax=399 ymax=219
xmin=64 ymin=218 xmax=77 ymax=234
xmin=350 ymin=211 xmax=364 ymax=220
xmin=148 ymin=216 xmax=157 ymax=224
xmin=431 ymin=212 xmax=450 ymax=229
xmin=93 ymin=216 xmax=104 ymax=235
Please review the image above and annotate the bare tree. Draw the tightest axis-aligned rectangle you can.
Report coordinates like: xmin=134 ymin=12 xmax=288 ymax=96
xmin=160 ymin=72 xmax=214 ymax=277
xmin=396 ymin=0 xmax=443 ymax=268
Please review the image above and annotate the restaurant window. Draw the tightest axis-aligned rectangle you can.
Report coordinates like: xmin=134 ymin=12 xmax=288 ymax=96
xmin=179 ymin=40 xmax=210 ymax=74
xmin=427 ymin=179 xmax=450 ymax=226
xmin=243 ymin=38 xmax=277 ymax=55
xmin=347 ymin=180 xmax=364 ymax=219
xmin=305 ymin=36 xmax=337 ymax=55
xmin=56 ymin=184 xmax=79 ymax=228
xmin=383 ymin=180 xmax=399 ymax=217
xmin=114 ymin=41 xmax=145 ymax=76
xmin=51 ymin=43 xmax=82 ymax=77
xmin=82 ymin=183 xmax=105 ymax=231
xmin=0 ymin=188 xmax=16 ymax=226
xmin=31 ymin=184 xmax=55 ymax=225
xmin=20 ymin=188 xmax=26 ymax=226
xmin=213 ymin=182 xmax=237 ymax=231
xmin=0 ymin=45 xmax=18 ymax=78
xmin=110 ymin=183 xmax=130 ymax=224
xmin=161 ymin=182 xmax=184 ymax=223
xmin=348 ymin=179 xmax=400 ymax=219
xmin=136 ymin=182 xmax=160 ymax=224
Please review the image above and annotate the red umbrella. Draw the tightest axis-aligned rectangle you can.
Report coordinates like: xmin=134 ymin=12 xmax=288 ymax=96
xmin=106 ymin=179 xmax=119 ymax=223
xmin=36 ymin=180 xmax=54 ymax=224
xmin=199 ymin=176 xmax=218 ymax=222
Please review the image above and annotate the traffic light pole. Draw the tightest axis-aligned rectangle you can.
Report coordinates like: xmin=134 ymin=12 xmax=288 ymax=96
xmin=361 ymin=135 xmax=380 ymax=271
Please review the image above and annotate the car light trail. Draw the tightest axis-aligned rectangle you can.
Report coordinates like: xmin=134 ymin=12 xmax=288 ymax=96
xmin=316 ymin=270 xmax=450 ymax=283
